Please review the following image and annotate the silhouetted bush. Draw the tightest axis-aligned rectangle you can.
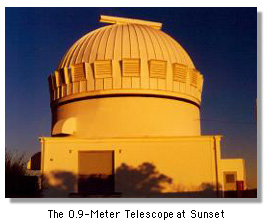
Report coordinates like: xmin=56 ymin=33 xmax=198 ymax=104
xmin=5 ymin=150 xmax=40 ymax=197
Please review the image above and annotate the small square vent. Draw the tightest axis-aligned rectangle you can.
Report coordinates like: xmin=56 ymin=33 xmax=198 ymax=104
xmin=94 ymin=60 xmax=112 ymax=78
xmin=149 ymin=60 xmax=167 ymax=79
xmin=173 ymin=63 xmax=187 ymax=83
xmin=71 ymin=63 xmax=86 ymax=82
xmin=190 ymin=69 xmax=198 ymax=87
xmin=122 ymin=59 xmax=140 ymax=77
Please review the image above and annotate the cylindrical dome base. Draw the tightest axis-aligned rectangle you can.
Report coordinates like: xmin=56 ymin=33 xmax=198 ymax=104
xmin=52 ymin=96 xmax=201 ymax=138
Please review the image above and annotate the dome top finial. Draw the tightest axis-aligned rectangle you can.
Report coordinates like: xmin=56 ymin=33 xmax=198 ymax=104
xmin=100 ymin=15 xmax=163 ymax=30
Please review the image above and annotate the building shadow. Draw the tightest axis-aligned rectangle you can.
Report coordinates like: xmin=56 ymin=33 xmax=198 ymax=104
xmin=10 ymin=162 xmax=254 ymax=198
xmin=78 ymin=174 xmax=114 ymax=195
xmin=115 ymin=162 xmax=220 ymax=198
xmin=115 ymin=162 xmax=172 ymax=197
xmin=42 ymin=171 xmax=77 ymax=198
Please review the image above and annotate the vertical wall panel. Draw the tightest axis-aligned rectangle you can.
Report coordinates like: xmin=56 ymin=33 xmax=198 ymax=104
xmin=72 ymin=82 xmax=79 ymax=94
xmin=173 ymin=81 xmax=179 ymax=92
xmin=104 ymin=78 xmax=113 ymax=90
xmin=150 ymin=78 xmax=158 ymax=90
xmin=80 ymin=80 xmax=87 ymax=93
xmin=66 ymin=83 xmax=73 ymax=96
xmin=158 ymin=79 xmax=166 ymax=90
xmin=122 ymin=77 xmax=132 ymax=89
xmin=95 ymin=79 xmax=104 ymax=90
xmin=179 ymin=82 xmax=186 ymax=93
xmin=132 ymin=77 xmax=140 ymax=89
xmin=166 ymin=62 xmax=173 ymax=91
xmin=140 ymin=60 xmax=150 ymax=89
xmin=61 ymin=85 xmax=67 ymax=97
xmin=85 ymin=63 xmax=95 ymax=91
xmin=112 ymin=60 xmax=122 ymax=89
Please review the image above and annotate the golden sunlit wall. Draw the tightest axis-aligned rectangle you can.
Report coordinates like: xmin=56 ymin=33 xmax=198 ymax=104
xmin=40 ymin=136 xmax=219 ymax=197
xmin=52 ymin=97 xmax=201 ymax=138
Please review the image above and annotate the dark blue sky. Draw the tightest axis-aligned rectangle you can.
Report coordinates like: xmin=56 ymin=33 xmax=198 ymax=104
xmin=5 ymin=8 xmax=257 ymax=188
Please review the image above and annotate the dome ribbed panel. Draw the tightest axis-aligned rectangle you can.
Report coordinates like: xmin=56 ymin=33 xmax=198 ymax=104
xmin=88 ymin=27 xmax=108 ymax=63
xmin=151 ymin=28 xmax=172 ymax=63
xmin=128 ymin=24 xmax=140 ymax=58
xmin=69 ymin=34 xmax=89 ymax=65
xmin=142 ymin=25 xmax=163 ymax=60
xmin=104 ymin=25 xmax=117 ymax=60
xmin=164 ymin=32 xmax=187 ymax=66
xmin=122 ymin=24 xmax=131 ymax=59
xmin=97 ymin=26 xmax=112 ymax=60
xmin=133 ymin=24 xmax=148 ymax=60
xmin=139 ymin=25 xmax=155 ymax=60
xmin=161 ymin=31 xmax=195 ymax=68
xmin=113 ymin=24 xmax=122 ymax=60
xmin=82 ymin=29 xmax=102 ymax=63
xmin=155 ymin=30 xmax=177 ymax=63
xmin=59 ymin=35 xmax=86 ymax=68
xmin=57 ymin=24 xmax=195 ymax=70
xmin=75 ymin=32 xmax=93 ymax=63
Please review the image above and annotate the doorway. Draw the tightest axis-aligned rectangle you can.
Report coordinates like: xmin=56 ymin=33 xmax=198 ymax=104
xmin=78 ymin=151 xmax=114 ymax=194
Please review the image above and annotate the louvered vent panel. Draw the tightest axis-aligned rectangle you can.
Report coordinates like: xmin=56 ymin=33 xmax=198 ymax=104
xmin=173 ymin=63 xmax=187 ymax=83
xmin=122 ymin=59 xmax=140 ymax=77
xmin=66 ymin=67 xmax=72 ymax=83
xmin=149 ymin=60 xmax=167 ymax=79
xmin=190 ymin=70 xmax=198 ymax=87
xmin=59 ymin=69 xmax=65 ymax=85
xmin=72 ymin=63 xmax=86 ymax=82
xmin=94 ymin=60 xmax=112 ymax=78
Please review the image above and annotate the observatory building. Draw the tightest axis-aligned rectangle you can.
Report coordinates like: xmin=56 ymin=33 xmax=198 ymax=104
xmin=29 ymin=15 xmax=246 ymax=197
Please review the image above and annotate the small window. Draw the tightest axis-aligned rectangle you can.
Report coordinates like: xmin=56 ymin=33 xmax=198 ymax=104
xmin=149 ymin=60 xmax=167 ymax=79
xmin=71 ymin=63 xmax=86 ymax=82
xmin=225 ymin=174 xmax=236 ymax=183
xmin=94 ymin=60 xmax=112 ymax=78
xmin=173 ymin=63 xmax=187 ymax=83
xmin=122 ymin=59 xmax=140 ymax=77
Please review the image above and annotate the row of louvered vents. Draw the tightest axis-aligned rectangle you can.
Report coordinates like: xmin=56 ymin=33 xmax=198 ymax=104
xmin=50 ymin=59 xmax=199 ymax=90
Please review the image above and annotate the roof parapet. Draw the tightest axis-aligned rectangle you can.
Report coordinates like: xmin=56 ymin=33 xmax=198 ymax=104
xmin=100 ymin=15 xmax=162 ymax=30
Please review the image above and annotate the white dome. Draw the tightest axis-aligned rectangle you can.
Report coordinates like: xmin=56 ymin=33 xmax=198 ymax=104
xmin=58 ymin=23 xmax=195 ymax=70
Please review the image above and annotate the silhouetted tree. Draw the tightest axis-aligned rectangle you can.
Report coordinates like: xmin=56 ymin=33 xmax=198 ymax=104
xmin=5 ymin=150 xmax=40 ymax=197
